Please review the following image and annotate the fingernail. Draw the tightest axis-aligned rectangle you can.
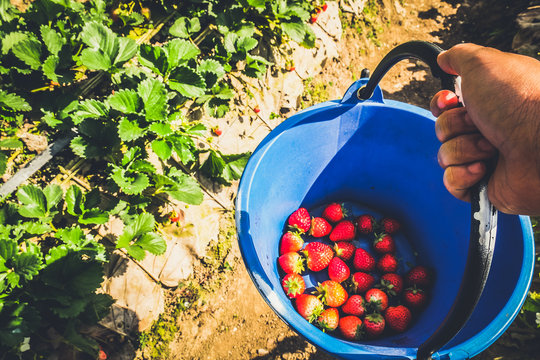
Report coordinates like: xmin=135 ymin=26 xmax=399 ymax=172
xmin=437 ymin=91 xmax=457 ymax=109
xmin=477 ymin=137 xmax=493 ymax=152
xmin=467 ymin=162 xmax=483 ymax=174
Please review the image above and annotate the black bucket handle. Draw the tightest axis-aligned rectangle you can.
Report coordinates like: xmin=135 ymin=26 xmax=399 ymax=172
xmin=359 ymin=41 xmax=497 ymax=360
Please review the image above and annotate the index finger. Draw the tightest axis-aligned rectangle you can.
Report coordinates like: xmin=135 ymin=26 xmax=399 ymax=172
xmin=437 ymin=43 xmax=486 ymax=76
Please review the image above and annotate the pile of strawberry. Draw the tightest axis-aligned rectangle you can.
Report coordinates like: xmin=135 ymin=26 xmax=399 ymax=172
xmin=278 ymin=203 xmax=433 ymax=341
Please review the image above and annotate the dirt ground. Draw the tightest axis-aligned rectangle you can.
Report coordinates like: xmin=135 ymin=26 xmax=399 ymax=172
xmin=162 ymin=1 xmax=540 ymax=360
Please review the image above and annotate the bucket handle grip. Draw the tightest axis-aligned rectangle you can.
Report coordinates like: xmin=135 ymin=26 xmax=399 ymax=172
xmin=359 ymin=41 xmax=498 ymax=360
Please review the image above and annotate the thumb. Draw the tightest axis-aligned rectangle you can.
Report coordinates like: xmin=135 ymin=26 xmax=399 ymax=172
xmin=437 ymin=43 xmax=486 ymax=76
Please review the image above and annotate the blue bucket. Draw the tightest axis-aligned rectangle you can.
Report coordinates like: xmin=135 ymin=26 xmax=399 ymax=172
xmin=235 ymin=61 xmax=535 ymax=358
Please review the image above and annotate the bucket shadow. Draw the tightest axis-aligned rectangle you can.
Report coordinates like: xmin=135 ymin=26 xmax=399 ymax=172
xmin=250 ymin=334 xmax=337 ymax=360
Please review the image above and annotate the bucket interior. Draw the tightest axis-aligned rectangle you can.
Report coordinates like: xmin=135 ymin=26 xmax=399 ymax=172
xmin=236 ymin=98 xmax=528 ymax=359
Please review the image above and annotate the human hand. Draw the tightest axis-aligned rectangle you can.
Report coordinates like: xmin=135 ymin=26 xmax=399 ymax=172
xmin=430 ymin=43 xmax=540 ymax=215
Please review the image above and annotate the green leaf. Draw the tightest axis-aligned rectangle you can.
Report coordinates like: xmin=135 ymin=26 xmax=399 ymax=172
xmin=81 ymin=22 xmax=117 ymax=54
xmin=164 ymin=39 xmax=200 ymax=70
xmin=223 ymin=33 xmax=238 ymax=54
xmin=40 ymin=25 xmax=65 ymax=56
xmin=19 ymin=222 xmax=51 ymax=235
xmin=114 ymin=37 xmax=137 ymax=65
xmin=169 ymin=17 xmax=201 ymax=38
xmin=57 ymin=226 xmax=85 ymax=246
xmin=126 ymin=245 xmax=146 ymax=260
xmin=0 ymin=152 xmax=7 ymax=176
xmin=13 ymin=252 xmax=42 ymax=281
xmin=135 ymin=232 xmax=166 ymax=255
xmin=236 ymin=36 xmax=258 ymax=52
xmin=12 ymin=38 xmax=42 ymax=70
xmin=16 ymin=185 xmax=47 ymax=218
xmin=43 ymin=55 xmax=59 ymax=82
xmin=138 ymin=44 xmax=167 ymax=75
xmin=110 ymin=168 xmax=149 ymax=195
xmin=0 ymin=90 xmax=31 ymax=111
xmin=171 ymin=135 xmax=196 ymax=164
xmin=65 ymin=185 xmax=83 ymax=216
xmin=76 ymin=99 xmax=109 ymax=119
xmin=151 ymin=139 xmax=172 ymax=161
xmin=198 ymin=59 xmax=225 ymax=88
xmin=246 ymin=0 xmax=266 ymax=11
xmin=137 ymin=78 xmax=167 ymax=121
xmin=108 ymin=89 xmax=140 ymax=114
xmin=43 ymin=184 xmax=63 ymax=211
xmin=117 ymin=213 xmax=156 ymax=252
xmin=2 ymin=32 xmax=28 ymax=55
xmin=131 ymin=160 xmax=156 ymax=174
xmin=148 ymin=122 xmax=173 ymax=137
xmin=118 ymin=118 xmax=146 ymax=142
xmin=80 ymin=48 xmax=112 ymax=71
xmin=200 ymin=150 xmax=225 ymax=179
xmin=0 ymin=138 xmax=23 ymax=149
xmin=168 ymin=66 xmax=206 ymax=98
xmin=185 ymin=123 xmax=207 ymax=136
xmin=222 ymin=152 xmax=251 ymax=182
xmin=80 ymin=209 xmax=109 ymax=225
xmin=165 ymin=173 xmax=203 ymax=205
xmin=0 ymin=238 xmax=17 ymax=261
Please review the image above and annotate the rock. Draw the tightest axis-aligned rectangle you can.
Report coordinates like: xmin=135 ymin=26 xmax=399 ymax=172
xmin=18 ymin=131 xmax=48 ymax=152
xmin=512 ymin=4 xmax=540 ymax=59
xmin=340 ymin=0 xmax=367 ymax=15
xmin=101 ymin=252 xmax=165 ymax=333
xmin=257 ymin=348 xmax=269 ymax=355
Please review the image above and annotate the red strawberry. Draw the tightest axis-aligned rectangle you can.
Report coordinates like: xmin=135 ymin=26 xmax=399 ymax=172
xmin=403 ymin=287 xmax=428 ymax=310
xmin=211 ymin=126 xmax=222 ymax=136
xmin=339 ymin=316 xmax=363 ymax=340
xmin=310 ymin=217 xmax=332 ymax=237
xmin=322 ymin=3 xmax=328 ymax=11
xmin=168 ymin=210 xmax=180 ymax=223
xmin=385 ymin=305 xmax=412 ymax=332
xmin=356 ymin=214 xmax=375 ymax=235
xmin=372 ymin=233 xmax=395 ymax=254
xmin=281 ymin=273 xmax=306 ymax=299
xmin=341 ymin=295 xmax=366 ymax=317
xmin=295 ymin=294 xmax=324 ymax=323
xmin=329 ymin=220 xmax=356 ymax=241
xmin=278 ymin=252 xmax=305 ymax=274
xmin=351 ymin=272 xmax=375 ymax=294
xmin=280 ymin=231 xmax=304 ymax=255
xmin=310 ymin=14 xmax=318 ymax=23
xmin=405 ymin=265 xmax=432 ymax=288
xmin=322 ymin=203 xmax=346 ymax=223
xmin=334 ymin=241 xmax=355 ymax=262
xmin=377 ymin=253 xmax=398 ymax=273
xmin=380 ymin=217 xmax=400 ymax=234
xmin=328 ymin=257 xmax=350 ymax=283
xmin=364 ymin=313 xmax=385 ymax=338
xmin=254 ymin=106 xmax=261 ymax=113
xmin=316 ymin=280 xmax=348 ymax=308
xmin=379 ymin=273 xmax=404 ymax=296
xmin=288 ymin=208 xmax=311 ymax=233
xmin=317 ymin=307 xmax=339 ymax=331
xmin=353 ymin=248 xmax=375 ymax=272
xmin=288 ymin=66 xmax=295 ymax=72
xmin=303 ymin=242 xmax=334 ymax=271
xmin=365 ymin=288 xmax=389 ymax=312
